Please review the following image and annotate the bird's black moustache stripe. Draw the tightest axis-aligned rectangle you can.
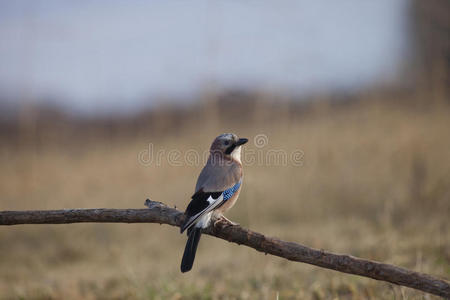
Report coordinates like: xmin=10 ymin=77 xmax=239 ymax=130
xmin=225 ymin=144 xmax=236 ymax=155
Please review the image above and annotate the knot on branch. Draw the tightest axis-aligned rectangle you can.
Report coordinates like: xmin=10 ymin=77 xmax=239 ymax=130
xmin=144 ymin=199 xmax=166 ymax=210
xmin=144 ymin=199 xmax=185 ymax=226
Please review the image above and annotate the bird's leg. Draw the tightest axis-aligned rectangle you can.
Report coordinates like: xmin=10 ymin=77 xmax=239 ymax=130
xmin=212 ymin=214 xmax=239 ymax=228
xmin=221 ymin=215 xmax=239 ymax=226
xmin=210 ymin=212 xmax=221 ymax=228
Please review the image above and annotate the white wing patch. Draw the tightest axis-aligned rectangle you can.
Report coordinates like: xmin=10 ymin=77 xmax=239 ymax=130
xmin=184 ymin=194 xmax=224 ymax=231
xmin=207 ymin=196 xmax=216 ymax=205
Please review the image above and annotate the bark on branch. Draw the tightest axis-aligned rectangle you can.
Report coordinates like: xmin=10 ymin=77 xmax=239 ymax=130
xmin=0 ymin=200 xmax=448 ymax=298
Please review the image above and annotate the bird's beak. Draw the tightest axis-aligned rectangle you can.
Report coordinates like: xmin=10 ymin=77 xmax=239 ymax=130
xmin=235 ymin=138 xmax=248 ymax=146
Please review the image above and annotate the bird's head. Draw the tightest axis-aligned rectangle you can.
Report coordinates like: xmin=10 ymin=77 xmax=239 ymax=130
xmin=210 ymin=133 xmax=248 ymax=162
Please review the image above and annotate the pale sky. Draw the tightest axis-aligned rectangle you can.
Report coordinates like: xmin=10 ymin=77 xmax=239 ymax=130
xmin=0 ymin=0 xmax=409 ymax=114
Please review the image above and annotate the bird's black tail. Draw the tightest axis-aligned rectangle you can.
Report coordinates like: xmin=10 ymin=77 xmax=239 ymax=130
xmin=181 ymin=227 xmax=202 ymax=273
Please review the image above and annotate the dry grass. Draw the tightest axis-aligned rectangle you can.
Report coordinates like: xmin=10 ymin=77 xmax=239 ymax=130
xmin=0 ymin=96 xmax=449 ymax=299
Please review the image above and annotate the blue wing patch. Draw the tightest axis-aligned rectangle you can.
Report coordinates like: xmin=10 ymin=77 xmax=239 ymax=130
xmin=223 ymin=180 xmax=242 ymax=201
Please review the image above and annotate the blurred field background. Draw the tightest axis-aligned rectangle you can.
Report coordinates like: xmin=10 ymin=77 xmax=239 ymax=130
xmin=0 ymin=1 xmax=449 ymax=299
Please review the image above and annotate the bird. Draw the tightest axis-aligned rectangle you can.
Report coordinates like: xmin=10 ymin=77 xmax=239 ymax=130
xmin=180 ymin=133 xmax=248 ymax=273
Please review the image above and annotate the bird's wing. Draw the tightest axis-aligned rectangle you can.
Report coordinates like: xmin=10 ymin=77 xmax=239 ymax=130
xmin=180 ymin=189 xmax=224 ymax=233
xmin=180 ymin=180 xmax=242 ymax=233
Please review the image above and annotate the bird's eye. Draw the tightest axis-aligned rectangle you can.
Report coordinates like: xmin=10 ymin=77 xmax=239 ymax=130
xmin=224 ymin=141 xmax=230 ymax=146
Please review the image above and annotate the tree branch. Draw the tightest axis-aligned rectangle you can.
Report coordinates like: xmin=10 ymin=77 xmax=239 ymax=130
xmin=0 ymin=200 xmax=448 ymax=298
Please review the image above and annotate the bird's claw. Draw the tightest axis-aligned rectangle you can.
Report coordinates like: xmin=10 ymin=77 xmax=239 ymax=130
xmin=213 ymin=216 xmax=239 ymax=228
